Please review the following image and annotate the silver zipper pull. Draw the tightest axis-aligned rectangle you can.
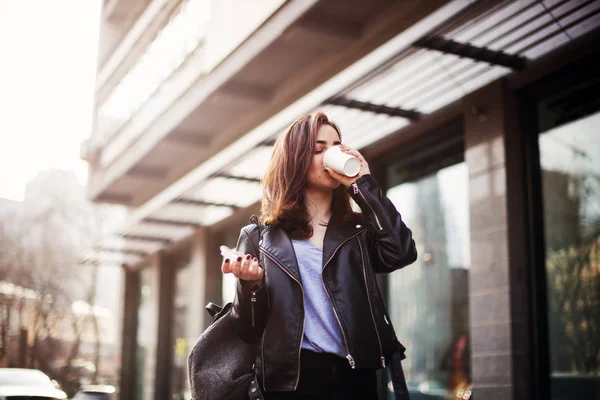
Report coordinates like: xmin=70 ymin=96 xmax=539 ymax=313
xmin=381 ymin=356 xmax=386 ymax=368
xmin=346 ymin=354 xmax=356 ymax=369
xmin=352 ymin=182 xmax=359 ymax=195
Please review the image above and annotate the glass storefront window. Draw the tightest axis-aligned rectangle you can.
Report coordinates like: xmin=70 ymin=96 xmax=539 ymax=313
xmin=386 ymin=161 xmax=471 ymax=400
xmin=539 ymin=111 xmax=600 ymax=399
xmin=171 ymin=264 xmax=192 ymax=400
xmin=136 ymin=267 xmax=156 ymax=400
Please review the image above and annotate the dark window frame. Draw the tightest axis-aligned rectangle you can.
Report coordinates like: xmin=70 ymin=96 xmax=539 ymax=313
xmin=518 ymin=49 xmax=600 ymax=400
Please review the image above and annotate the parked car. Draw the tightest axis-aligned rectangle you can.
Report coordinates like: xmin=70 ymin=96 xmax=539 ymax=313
xmin=72 ymin=384 xmax=115 ymax=400
xmin=0 ymin=368 xmax=67 ymax=399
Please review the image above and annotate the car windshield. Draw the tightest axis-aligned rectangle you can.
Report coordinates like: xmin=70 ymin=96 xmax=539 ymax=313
xmin=0 ymin=369 xmax=54 ymax=387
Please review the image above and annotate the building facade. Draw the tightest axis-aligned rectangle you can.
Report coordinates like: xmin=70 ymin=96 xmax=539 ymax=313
xmin=84 ymin=1 xmax=600 ymax=399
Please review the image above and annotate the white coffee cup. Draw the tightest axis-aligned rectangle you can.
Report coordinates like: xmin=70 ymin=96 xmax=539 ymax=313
xmin=323 ymin=146 xmax=361 ymax=177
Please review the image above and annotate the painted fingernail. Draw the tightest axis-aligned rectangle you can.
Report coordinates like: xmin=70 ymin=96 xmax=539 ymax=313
xmin=237 ymin=256 xmax=242 ymax=262
xmin=225 ymin=258 xmax=230 ymax=263
xmin=246 ymin=254 xmax=251 ymax=260
xmin=253 ymin=257 xmax=258 ymax=262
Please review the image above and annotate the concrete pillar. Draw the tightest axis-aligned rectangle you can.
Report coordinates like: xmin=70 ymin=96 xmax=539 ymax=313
xmin=204 ymin=229 xmax=224 ymax=329
xmin=464 ymin=79 xmax=533 ymax=400
xmin=187 ymin=227 xmax=224 ymax=337
xmin=118 ymin=266 xmax=140 ymax=400
xmin=187 ymin=229 xmax=208 ymax=343
xmin=154 ymin=251 xmax=175 ymax=400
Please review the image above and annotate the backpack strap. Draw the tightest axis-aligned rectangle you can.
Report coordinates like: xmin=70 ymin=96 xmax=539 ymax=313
xmin=205 ymin=302 xmax=223 ymax=318
xmin=249 ymin=215 xmax=265 ymax=268
xmin=388 ymin=349 xmax=410 ymax=399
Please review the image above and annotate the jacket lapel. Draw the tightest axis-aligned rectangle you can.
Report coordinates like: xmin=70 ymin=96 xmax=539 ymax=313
xmin=261 ymin=228 xmax=301 ymax=282
xmin=322 ymin=224 xmax=365 ymax=266
xmin=261 ymin=224 xmax=366 ymax=281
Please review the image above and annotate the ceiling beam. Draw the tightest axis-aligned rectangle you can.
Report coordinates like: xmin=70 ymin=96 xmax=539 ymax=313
xmin=121 ymin=234 xmax=172 ymax=244
xmin=78 ymin=259 xmax=123 ymax=267
xmin=126 ymin=165 xmax=169 ymax=180
xmin=290 ymin=14 xmax=363 ymax=43
xmin=326 ymin=96 xmax=422 ymax=120
xmin=165 ymin=131 xmax=212 ymax=148
xmin=96 ymin=192 xmax=133 ymax=205
xmin=213 ymin=173 xmax=262 ymax=184
xmin=215 ymin=82 xmax=274 ymax=105
xmin=414 ymin=35 xmax=527 ymax=70
xmin=171 ymin=197 xmax=237 ymax=210
xmin=143 ymin=217 xmax=200 ymax=228
xmin=96 ymin=247 xmax=149 ymax=257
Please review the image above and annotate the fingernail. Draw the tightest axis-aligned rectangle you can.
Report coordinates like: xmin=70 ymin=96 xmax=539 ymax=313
xmin=237 ymin=256 xmax=242 ymax=262
xmin=253 ymin=257 xmax=258 ymax=262
xmin=225 ymin=258 xmax=230 ymax=263
xmin=246 ymin=254 xmax=251 ymax=260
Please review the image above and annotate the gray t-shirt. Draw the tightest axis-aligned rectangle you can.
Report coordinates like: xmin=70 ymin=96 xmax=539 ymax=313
xmin=291 ymin=239 xmax=346 ymax=357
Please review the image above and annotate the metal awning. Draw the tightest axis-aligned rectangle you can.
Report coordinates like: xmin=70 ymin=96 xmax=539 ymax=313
xmin=89 ymin=0 xmax=600 ymax=267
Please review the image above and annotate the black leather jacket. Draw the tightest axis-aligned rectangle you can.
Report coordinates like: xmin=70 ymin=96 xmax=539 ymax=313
xmin=231 ymin=174 xmax=417 ymax=392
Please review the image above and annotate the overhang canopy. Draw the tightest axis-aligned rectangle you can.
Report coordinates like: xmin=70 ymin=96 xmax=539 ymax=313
xmin=88 ymin=0 xmax=600 ymax=268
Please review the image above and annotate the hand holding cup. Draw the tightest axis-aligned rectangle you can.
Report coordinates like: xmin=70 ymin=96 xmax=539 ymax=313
xmin=324 ymin=145 xmax=370 ymax=187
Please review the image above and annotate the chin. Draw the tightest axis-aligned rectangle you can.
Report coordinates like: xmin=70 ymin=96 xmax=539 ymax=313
xmin=323 ymin=180 xmax=341 ymax=190
xmin=307 ymin=178 xmax=340 ymax=192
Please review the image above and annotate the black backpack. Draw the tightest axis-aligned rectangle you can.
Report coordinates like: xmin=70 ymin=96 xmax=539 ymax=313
xmin=188 ymin=217 xmax=264 ymax=400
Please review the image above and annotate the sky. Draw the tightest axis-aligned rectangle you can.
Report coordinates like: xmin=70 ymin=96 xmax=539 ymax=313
xmin=0 ymin=1 xmax=101 ymax=201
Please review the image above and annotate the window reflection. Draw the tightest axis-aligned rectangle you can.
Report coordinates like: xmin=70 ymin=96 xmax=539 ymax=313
xmin=539 ymin=111 xmax=600 ymax=399
xmin=386 ymin=162 xmax=471 ymax=400
xmin=171 ymin=264 xmax=192 ymax=400
xmin=136 ymin=267 xmax=156 ymax=400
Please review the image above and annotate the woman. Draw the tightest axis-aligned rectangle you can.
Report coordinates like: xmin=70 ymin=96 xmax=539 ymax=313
xmin=220 ymin=112 xmax=417 ymax=399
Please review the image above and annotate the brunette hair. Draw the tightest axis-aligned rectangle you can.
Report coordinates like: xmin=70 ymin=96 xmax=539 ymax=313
xmin=260 ymin=111 xmax=362 ymax=238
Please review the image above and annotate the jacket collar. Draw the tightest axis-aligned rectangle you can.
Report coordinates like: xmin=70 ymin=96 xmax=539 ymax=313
xmin=261 ymin=227 xmax=301 ymax=282
xmin=261 ymin=224 xmax=365 ymax=281
xmin=322 ymin=223 xmax=365 ymax=267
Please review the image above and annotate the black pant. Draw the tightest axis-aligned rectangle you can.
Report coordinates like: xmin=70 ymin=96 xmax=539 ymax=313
xmin=263 ymin=349 xmax=379 ymax=400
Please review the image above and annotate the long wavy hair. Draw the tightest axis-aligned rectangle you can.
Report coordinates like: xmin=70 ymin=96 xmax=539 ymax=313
xmin=260 ymin=112 xmax=362 ymax=239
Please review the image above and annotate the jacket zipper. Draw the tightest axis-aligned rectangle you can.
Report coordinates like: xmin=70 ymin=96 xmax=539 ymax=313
xmin=262 ymin=250 xmax=305 ymax=391
xmin=358 ymin=237 xmax=386 ymax=368
xmin=322 ymin=282 xmax=355 ymax=369
xmin=251 ymin=290 xmax=257 ymax=328
xmin=352 ymin=181 xmax=383 ymax=231
xmin=260 ymin=284 xmax=270 ymax=391
xmin=260 ymin=317 xmax=267 ymax=390
xmin=322 ymin=230 xmax=364 ymax=369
